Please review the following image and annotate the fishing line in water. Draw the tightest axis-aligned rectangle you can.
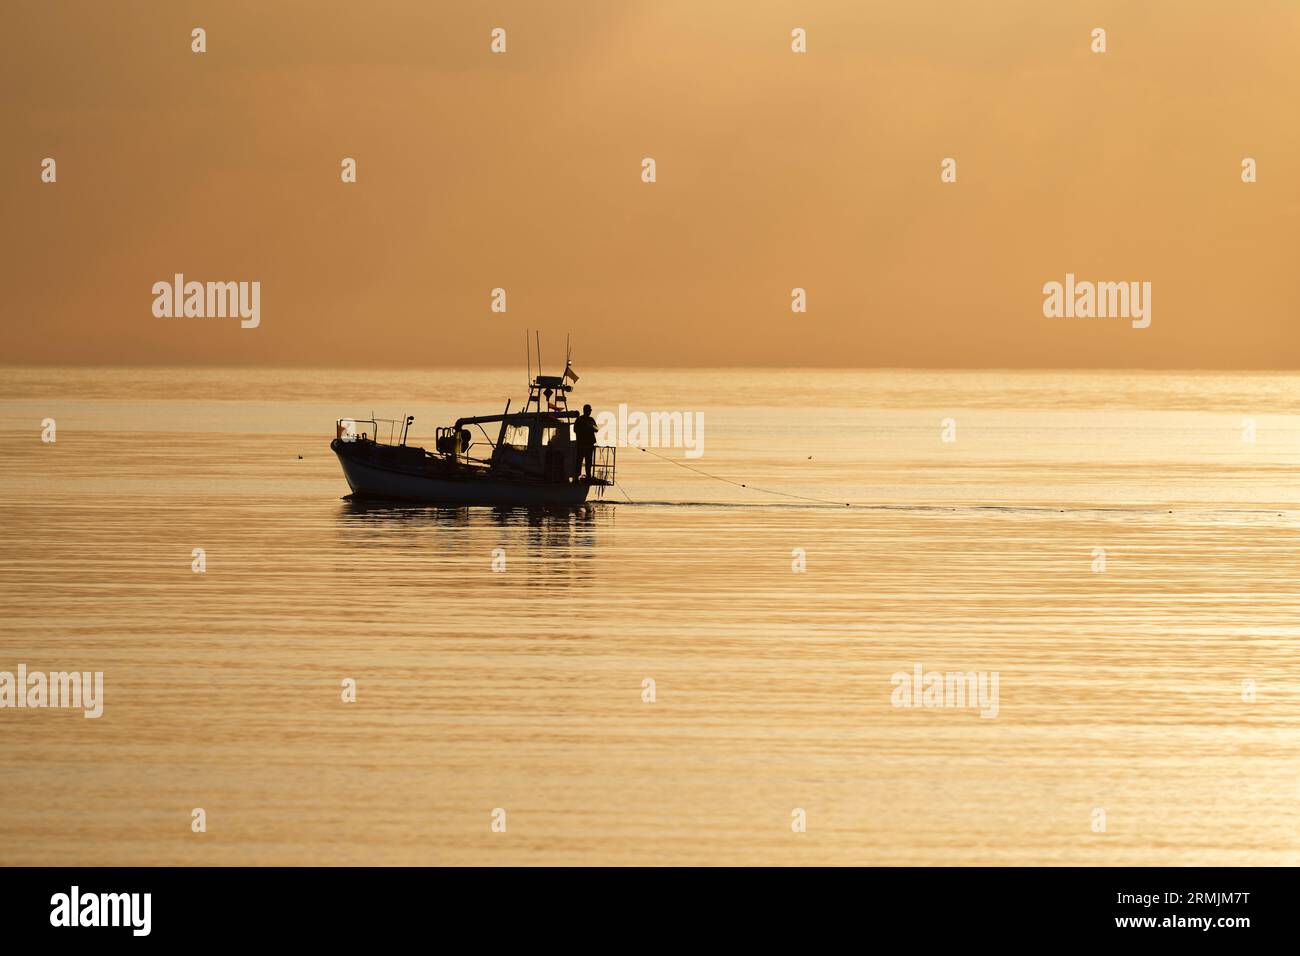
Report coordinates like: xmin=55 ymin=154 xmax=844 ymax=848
xmin=627 ymin=446 xmax=852 ymax=507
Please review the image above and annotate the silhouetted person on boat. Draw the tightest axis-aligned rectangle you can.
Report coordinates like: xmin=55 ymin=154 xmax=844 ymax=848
xmin=574 ymin=404 xmax=598 ymax=481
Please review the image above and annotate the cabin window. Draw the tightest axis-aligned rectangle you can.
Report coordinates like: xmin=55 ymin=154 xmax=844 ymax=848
xmin=503 ymin=425 xmax=530 ymax=450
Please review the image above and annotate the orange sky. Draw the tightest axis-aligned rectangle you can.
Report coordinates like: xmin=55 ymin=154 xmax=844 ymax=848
xmin=3 ymin=0 xmax=1298 ymax=368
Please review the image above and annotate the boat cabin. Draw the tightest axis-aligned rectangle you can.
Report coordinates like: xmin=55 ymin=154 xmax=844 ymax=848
xmin=440 ymin=370 xmax=613 ymax=487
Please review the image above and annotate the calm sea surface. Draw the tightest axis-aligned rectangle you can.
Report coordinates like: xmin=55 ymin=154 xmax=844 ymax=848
xmin=1 ymin=367 xmax=1298 ymax=865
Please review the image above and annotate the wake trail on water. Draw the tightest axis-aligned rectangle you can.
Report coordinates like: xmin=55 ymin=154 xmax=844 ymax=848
xmin=598 ymin=498 xmax=1295 ymax=519
xmin=612 ymin=448 xmax=1294 ymax=518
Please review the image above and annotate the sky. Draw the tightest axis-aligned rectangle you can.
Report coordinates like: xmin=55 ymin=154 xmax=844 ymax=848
xmin=3 ymin=0 xmax=1298 ymax=368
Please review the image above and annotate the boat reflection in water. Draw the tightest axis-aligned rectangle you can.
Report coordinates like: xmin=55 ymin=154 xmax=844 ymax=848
xmin=335 ymin=498 xmax=606 ymax=580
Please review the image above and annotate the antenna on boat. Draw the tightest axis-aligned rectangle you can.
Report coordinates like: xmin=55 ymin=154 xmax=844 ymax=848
xmin=525 ymin=329 xmax=531 ymax=386
xmin=535 ymin=331 xmax=542 ymax=377
xmin=563 ymin=333 xmax=579 ymax=386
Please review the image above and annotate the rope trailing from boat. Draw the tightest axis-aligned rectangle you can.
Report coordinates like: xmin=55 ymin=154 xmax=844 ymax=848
xmin=631 ymin=446 xmax=852 ymax=507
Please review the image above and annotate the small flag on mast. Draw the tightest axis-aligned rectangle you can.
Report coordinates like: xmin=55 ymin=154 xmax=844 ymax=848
xmin=564 ymin=363 xmax=579 ymax=383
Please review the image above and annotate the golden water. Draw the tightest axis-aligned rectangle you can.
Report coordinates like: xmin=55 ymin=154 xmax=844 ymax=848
xmin=1 ymin=368 xmax=1298 ymax=864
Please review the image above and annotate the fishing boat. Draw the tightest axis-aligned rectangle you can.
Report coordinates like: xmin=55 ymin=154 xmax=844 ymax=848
xmin=329 ymin=344 xmax=615 ymax=506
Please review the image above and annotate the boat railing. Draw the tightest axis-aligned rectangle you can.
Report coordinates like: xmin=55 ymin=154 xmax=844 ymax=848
xmin=589 ymin=445 xmax=617 ymax=487
xmin=336 ymin=417 xmax=403 ymax=446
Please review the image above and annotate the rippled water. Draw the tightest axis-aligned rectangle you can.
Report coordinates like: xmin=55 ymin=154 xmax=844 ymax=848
xmin=1 ymin=367 xmax=1298 ymax=864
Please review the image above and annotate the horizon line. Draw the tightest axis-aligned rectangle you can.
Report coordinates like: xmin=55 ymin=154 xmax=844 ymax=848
xmin=4 ymin=363 xmax=1300 ymax=375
